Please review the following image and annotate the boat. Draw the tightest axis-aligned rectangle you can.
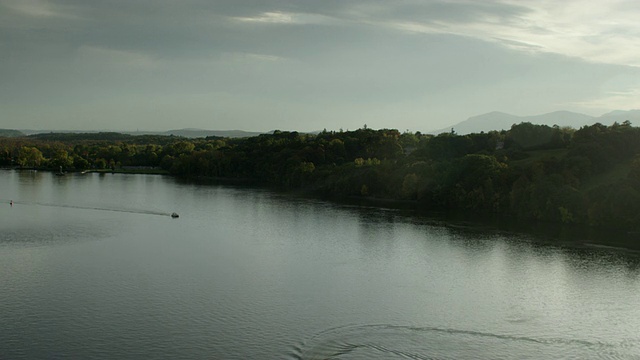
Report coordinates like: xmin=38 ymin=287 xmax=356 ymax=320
xmin=171 ymin=212 xmax=179 ymax=218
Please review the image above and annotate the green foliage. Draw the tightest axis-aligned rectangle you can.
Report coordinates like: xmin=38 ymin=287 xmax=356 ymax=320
xmin=4 ymin=122 xmax=640 ymax=230
xmin=570 ymin=122 xmax=640 ymax=173
xmin=401 ymin=173 xmax=419 ymax=199
xmin=507 ymin=122 xmax=569 ymax=150
xmin=50 ymin=149 xmax=74 ymax=169
xmin=17 ymin=147 xmax=45 ymax=168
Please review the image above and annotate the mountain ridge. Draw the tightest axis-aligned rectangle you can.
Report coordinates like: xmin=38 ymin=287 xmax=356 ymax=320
xmin=17 ymin=129 xmax=265 ymax=138
xmin=432 ymin=109 xmax=640 ymax=135
xmin=8 ymin=109 xmax=640 ymax=138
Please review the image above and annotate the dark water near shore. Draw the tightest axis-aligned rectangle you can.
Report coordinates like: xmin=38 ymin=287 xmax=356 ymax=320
xmin=1 ymin=170 xmax=639 ymax=359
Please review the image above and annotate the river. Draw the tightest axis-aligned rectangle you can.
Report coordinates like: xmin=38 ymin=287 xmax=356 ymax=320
xmin=1 ymin=170 xmax=639 ymax=359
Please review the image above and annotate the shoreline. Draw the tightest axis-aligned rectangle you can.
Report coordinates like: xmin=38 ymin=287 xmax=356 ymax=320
xmin=3 ymin=168 xmax=639 ymax=254
xmin=1 ymin=167 xmax=169 ymax=175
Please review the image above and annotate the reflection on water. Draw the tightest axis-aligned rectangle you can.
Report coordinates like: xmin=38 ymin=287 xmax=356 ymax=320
xmin=1 ymin=170 xmax=639 ymax=359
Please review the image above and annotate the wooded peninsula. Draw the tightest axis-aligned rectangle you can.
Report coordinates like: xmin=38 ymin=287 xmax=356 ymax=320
xmin=2 ymin=122 xmax=640 ymax=230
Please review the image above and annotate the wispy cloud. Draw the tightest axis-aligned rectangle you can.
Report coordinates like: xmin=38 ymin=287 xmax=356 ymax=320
xmin=242 ymin=53 xmax=284 ymax=62
xmin=221 ymin=52 xmax=286 ymax=62
xmin=232 ymin=10 xmax=337 ymax=26
xmin=493 ymin=0 xmax=640 ymax=66
xmin=1 ymin=0 xmax=74 ymax=18
xmin=368 ymin=0 xmax=640 ymax=67
xmin=77 ymin=46 xmax=159 ymax=68
xmin=570 ymin=88 xmax=640 ymax=111
xmin=234 ymin=11 xmax=295 ymax=24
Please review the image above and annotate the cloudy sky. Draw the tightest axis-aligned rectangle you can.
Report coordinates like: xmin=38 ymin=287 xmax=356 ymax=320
xmin=2 ymin=0 xmax=640 ymax=132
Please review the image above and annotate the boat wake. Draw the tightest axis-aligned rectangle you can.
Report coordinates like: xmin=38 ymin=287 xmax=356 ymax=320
xmin=4 ymin=199 xmax=172 ymax=217
xmin=287 ymin=324 xmax=638 ymax=360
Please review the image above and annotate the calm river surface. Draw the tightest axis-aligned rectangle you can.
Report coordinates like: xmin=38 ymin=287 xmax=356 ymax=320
xmin=1 ymin=170 xmax=640 ymax=359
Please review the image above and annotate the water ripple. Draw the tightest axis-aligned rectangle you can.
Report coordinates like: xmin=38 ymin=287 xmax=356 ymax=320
xmin=288 ymin=324 xmax=638 ymax=360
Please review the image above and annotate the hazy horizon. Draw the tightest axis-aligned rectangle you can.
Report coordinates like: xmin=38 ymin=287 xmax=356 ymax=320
xmin=3 ymin=1 xmax=640 ymax=133
xmin=6 ymin=108 xmax=640 ymax=135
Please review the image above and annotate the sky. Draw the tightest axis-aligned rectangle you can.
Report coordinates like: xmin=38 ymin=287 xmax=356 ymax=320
xmin=3 ymin=0 xmax=640 ymax=133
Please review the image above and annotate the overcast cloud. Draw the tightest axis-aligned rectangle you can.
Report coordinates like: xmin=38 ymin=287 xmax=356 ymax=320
xmin=2 ymin=0 xmax=640 ymax=132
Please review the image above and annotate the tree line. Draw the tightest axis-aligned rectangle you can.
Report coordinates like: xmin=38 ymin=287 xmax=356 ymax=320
xmin=2 ymin=122 xmax=640 ymax=230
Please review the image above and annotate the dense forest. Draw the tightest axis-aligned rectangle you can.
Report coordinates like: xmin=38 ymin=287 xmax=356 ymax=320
xmin=2 ymin=122 xmax=640 ymax=230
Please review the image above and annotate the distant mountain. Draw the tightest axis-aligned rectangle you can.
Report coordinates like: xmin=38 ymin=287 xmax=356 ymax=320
xmin=0 ymin=129 xmax=25 ymax=137
xmin=18 ymin=128 xmax=265 ymax=139
xmin=432 ymin=109 xmax=640 ymax=135
xmin=161 ymin=129 xmax=263 ymax=138
xmin=20 ymin=129 xmax=104 ymax=136
xmin=597 ymin=109 xmax=640 ymax=125
xmin=432 ymin=111 xmax=519 ymax=135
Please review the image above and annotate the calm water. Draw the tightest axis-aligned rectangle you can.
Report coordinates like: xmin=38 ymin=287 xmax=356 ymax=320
xmin=1 ymin=170 xmax=640 ymax=359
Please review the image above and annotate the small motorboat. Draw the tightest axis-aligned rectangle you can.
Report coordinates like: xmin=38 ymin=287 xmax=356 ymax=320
xmin=171 ymin=212 xmax=179 ymax=218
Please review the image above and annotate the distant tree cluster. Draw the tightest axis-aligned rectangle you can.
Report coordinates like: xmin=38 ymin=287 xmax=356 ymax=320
xmin=2 ymin=122 xmax=640 ymax=230
xmin=0 ymin=132 xmax=183 ymax=171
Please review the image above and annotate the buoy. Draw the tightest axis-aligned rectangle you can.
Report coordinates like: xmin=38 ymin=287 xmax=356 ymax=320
xmin=10 ymin=200 xmax=13 ymax=206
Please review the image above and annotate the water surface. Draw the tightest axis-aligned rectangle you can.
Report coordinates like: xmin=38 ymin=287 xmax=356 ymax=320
xmin=1 ymin=170 xmax=639 ymax=359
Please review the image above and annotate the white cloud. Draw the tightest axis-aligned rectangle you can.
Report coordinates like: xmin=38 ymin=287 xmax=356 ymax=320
xmin=364 ymin=0 xmax=640 ymax=67
xmin=495 ymin=0 xmax=640 ymax=66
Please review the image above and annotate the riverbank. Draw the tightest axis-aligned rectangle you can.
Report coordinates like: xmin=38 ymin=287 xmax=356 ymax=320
xmin=172 ymin=174 xmax=640 ymax=253
xmin=3 ymin=166 xmax=639 ymax=252
xmin=82 ymin=168 xmax=169 ymax=175
xmin=1 ymin=167 xmax=169 ymax=175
